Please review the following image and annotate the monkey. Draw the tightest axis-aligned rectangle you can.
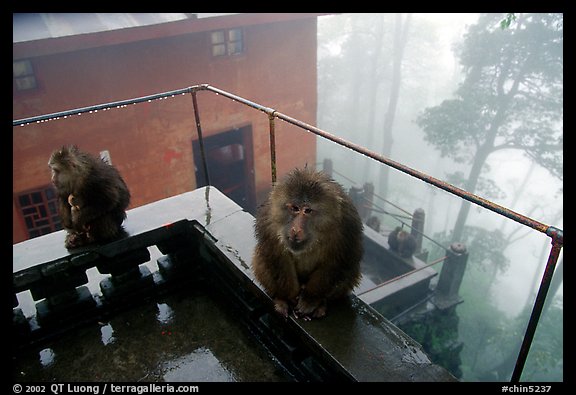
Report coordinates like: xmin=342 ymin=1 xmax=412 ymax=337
xmin=252 ymin=168 xmax=364 ymax=319
xmin=48 ymin=145 xmax=131 ymax=249
xmin=387 ymin=226 xmax=417 ymax=258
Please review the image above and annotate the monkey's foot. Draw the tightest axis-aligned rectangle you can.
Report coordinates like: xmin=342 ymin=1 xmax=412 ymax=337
xmin=295 ymin=298 xmax=327 ymax=319
xmin=273 ymin=298 xmax=290 ymax=318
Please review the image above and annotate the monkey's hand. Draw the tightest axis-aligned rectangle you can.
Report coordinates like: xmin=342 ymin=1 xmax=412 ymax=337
xmin=68 ymin=194 xmax=83 ymax=223
xmin=71 ymin=205 xmax=80 ymax=222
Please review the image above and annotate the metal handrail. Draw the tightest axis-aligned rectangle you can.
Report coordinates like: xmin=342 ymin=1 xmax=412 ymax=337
xmin=13 ymin=83 xmax=563 ymax=382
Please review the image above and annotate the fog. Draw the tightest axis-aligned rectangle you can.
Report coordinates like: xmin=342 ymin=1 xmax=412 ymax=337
xmin=316 ymin=13 xmax=563 ymax=381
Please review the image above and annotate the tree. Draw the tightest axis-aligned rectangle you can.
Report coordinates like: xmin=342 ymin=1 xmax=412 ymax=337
xmin=317 ymin=14 xmax=443 ymax=193
xmin=378 ymin=13 xmax=412 ymax=199
xmin=500 ymin=13 xmax=517 ymax=30
xmin=417 ymin=13 xmax=563 ymax=243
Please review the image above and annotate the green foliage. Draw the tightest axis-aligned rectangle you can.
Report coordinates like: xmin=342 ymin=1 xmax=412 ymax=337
xmin=410 ymin=14 xmax=563 ymax=381
xmin=417 ymin=99 xmax=483 ymax=162
xmin=463 ymin=297 xmax=564 ymax=381
xmin=417 ymin=13 xmax=563 ymax=181
xmin=429 ymin=226 xmax=512 ymax=380
xmin=430 ymin=226 xmax=510 ymax=274
xmin=500 ymin=13 xmax=517 ymax=30
xmin=427 ymin=224 xmax=562 ymax=381
xmin=513 ymin=298 xmax=564 ymax=381
xmin=400 ymin=310 xmax=463 ymax=378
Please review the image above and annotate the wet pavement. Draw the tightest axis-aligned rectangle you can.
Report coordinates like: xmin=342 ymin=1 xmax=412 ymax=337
xmin=13 ymin=285 xmax=291 ymax=382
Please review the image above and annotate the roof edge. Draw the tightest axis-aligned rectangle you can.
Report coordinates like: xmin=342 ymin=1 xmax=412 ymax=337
xmin=13 ymin=13 xmax=331 ymax=59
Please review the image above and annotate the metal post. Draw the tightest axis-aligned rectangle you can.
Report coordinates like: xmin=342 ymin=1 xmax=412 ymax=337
xmin=191 ymin=91 xmax=210 ymax=187
xmin=268 ymin=113 xmax=277 ymax=184
xmin=511 ymin=227 xmax=563 ymax=382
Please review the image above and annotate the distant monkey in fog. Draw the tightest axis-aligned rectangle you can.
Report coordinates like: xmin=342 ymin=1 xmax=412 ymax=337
xmin=48 ymin=145 xmax=131 ymax=249
xmin=388 ymin=226 xmax=417 ymax=258
xmin=252 ymin=168 xmax=364 ymax=319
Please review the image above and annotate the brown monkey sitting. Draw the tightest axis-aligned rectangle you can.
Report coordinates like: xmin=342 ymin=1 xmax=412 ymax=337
xmin=252 ymin=168 xmax=364 ymax=319
xmin=388 ymin=226 xmax=417 ymax=258
xmin=48 ymin=145 xmax=130 ymax=249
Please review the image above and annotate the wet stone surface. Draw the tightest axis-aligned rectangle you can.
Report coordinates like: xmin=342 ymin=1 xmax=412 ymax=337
xmin=13 ymin=187 xmax=457 ymax=382
xmin=13 ymin=287 xmax=291 ymax=382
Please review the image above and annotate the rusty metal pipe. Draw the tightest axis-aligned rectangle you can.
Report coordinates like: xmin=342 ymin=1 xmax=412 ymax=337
xmin=13 ymin=86 xmax=197 ymax=126
xmin=268 ymin=114 xmax=277 ymax=184
xmin=511 ymin=227 xmax=563 ymax=382
xmin=270 ymin=110 xmax=555 ymax=237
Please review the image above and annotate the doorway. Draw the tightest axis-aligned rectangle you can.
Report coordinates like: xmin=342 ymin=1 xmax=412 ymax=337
xmin=193 ymin=126 xmax=256 ymax=214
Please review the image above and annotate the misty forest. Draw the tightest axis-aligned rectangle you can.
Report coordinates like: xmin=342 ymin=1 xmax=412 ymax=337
xmin=316 ymin=13 xmax=562 ymax=381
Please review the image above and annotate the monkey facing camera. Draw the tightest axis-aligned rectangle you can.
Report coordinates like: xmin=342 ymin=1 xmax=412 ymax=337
xmin=252 ymin=168 xmax=364 ymax=319
xmin=48 ymin=145 xmax=131 ymax=249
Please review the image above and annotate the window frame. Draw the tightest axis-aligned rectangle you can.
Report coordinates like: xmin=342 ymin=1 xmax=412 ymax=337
xmin=13 ymin=59 xmax=38 ymax=92
xmin=210 ymin=28 xmax=244 ymax=57
xmin=15 ymin=185 xmax=62 ymax=239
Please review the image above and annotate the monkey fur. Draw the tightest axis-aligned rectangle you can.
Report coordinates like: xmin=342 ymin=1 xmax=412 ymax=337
xmin=388 ymin=226 xmax=417 ymax=258
xmin=252 ymin=168 xmax=364 ymax=319
xmin=48 ymin=145 xmax=130 ymax=249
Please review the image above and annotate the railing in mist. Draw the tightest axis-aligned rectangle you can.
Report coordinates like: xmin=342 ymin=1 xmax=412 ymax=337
xmin=13 ymin=83 xmax=563 ymax=382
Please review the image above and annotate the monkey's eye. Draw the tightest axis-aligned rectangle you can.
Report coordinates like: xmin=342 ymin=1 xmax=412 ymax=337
xmin=289 ymin=204 xmax=300 ymax=213
xmin=303 ymin=207 xmax=313 ymax=214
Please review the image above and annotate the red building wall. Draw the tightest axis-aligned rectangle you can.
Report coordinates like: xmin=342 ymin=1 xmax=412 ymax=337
xmin=13 ymin=16 xmax=318 ymax=244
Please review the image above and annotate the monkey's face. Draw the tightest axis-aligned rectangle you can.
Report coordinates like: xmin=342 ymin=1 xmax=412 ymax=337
xmin=284 ymin=201 xmax=314 ymax=253
xmin=48 ymin=147 xmax=79 ymax=193
xmin=48 ymin=161 xmax=71 ymax=192
xmin=271 ymin=192 xmax=341 ymax=255
xmin=49 ymin=161 xmax=62 ymax=188
xmin=266 ymin=168 xmax=345 ymax=255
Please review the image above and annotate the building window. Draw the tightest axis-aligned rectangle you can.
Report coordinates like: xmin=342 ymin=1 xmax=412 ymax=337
xmin=210 ymin=28 xmax=244 ymax=57
xmin=13 ymin=59 xmax=37 ymax=91
xmin=16 ymin=185 xmax=62 ymax=239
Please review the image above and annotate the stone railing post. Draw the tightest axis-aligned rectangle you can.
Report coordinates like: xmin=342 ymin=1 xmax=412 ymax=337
xmin=434 ymin=243 xmax=468 ymax=310
xmin=411 ymin=208 xmax=425 ymax=253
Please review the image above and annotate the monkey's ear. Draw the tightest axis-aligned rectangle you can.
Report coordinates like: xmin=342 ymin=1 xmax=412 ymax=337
xmin=57 ymin=145 xmax=70 ymax=156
